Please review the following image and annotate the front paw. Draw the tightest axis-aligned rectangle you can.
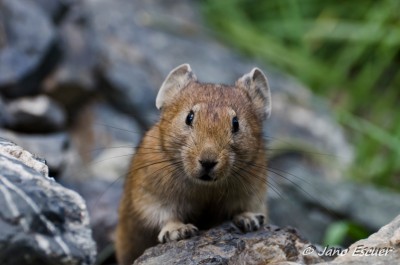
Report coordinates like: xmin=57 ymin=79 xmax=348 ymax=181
xmin=233 ymin=212 xmax=265 ymax=232
xmin=158 ymin=222 xmax=199 ymax=243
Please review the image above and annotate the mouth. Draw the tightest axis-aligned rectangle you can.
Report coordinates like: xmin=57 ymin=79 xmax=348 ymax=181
xmin=198 ymin=174 xmax=215 ymax=182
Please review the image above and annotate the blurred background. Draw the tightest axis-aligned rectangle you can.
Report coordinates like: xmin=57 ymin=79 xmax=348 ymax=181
xmin=0 ymin=0 xmax=399 ymax=264
xmin=203 ymin=0 xmax=400 ymax=190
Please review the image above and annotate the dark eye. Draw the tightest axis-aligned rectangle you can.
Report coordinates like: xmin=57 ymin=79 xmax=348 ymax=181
xmin=186 ymin=111 xmax=194 ymax=126
xmin=232 ymin=117 xmax=239 ymax=133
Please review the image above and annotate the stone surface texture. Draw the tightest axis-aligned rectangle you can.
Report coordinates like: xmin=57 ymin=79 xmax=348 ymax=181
xmin=0 ymin=139 xmax=96 ymax=265
xmin=134 ymin=223 xmax=325 ymax=265
xmin=134 ymin=216 xmax=400 ymax=265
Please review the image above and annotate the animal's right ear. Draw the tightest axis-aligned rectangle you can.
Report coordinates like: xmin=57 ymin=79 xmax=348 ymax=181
xmin=236 ymin=68 xmax=271 ymax=119
xmin=156 ymin=64 xmax=197 ymax=109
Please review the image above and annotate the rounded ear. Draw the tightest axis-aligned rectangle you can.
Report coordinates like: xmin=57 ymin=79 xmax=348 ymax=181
xmin=156 ymin=64 xmax=197 ymax=109
xmin=236 ymin=68 xmax=272 ymax=119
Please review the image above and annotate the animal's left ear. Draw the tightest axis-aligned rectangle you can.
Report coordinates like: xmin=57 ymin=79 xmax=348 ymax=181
xmin=236 ymin=68 xmax=271 ymax=119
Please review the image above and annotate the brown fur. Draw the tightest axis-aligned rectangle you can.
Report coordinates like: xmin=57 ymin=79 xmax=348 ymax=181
xmin=116 ymin=66 xmax=270 ymax=265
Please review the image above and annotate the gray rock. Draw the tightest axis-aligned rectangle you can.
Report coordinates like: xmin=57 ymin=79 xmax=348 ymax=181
xmin=43 ymin=7 xmax=96 ymax=114
xmin=265 ymin=75 xmax=353 ymax=174
xmin=0 ymin=96 xmax=6 ymax=126
xmin=268 ymin=157 xmax=337 ymax=244
xmin=268 ymin=159 xmax=400 ymax=244
xmin=60 ymin=100 xmax=141 ymax=253
xmin=302 ymin=172 xmax=400 ymax=231
xmin=66 ymin=100 xmax=142 ymax=179
xmin=0 ymin=0 xmax=59 ymax=98
xmin=32 ymin=0 xmax=76 ymax=23
xmin=62 ymin=178 xmax=123 ymax=261
xmin=0 ymin=137 xmax=48 ymax=176
xmin=2 ymin=95 xmax=66 ymax=133
xmin=134 ymin=223 xmax=326 ymax=265
xmin=0 ymin=138 xmax=96 ymax=265
xmin=86 ymin=0 xmax=161 ymax=128
xmin=0 ymin=129 xmax=70 ymax=175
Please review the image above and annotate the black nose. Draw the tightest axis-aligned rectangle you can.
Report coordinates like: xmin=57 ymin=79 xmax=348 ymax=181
xmin=199 ymin=160 xmax=218 ymax=172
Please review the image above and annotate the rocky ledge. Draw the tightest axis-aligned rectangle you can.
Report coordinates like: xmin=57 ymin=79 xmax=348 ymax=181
xmin=0 ymin=139 xmax=96 ymax=265
xmin=135 ymin=224 xmax=325 ymax=265
xmin=135 ymin=215 xmax=400 ymax=265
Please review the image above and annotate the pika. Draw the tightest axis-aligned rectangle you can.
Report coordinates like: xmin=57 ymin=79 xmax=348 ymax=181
xmin=115 ymin=64 xmax=271 ymax=265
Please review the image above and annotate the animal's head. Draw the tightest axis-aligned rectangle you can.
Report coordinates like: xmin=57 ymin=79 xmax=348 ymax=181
xmin=156 ymin=64 xmax=271 ymax=184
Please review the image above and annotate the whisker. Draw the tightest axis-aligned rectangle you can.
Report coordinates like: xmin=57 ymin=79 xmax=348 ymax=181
xmin=265 ymin=176 xmax=291 ymax=201
xmin=268 ymin=166 xmax=315 ymax=187
xmin=90 ymin=154 xmax=135 ymax=165
xmin=231 ymin=165 xmax=266 ymax=204
xmin=237 ymin=158 xmax=327 ymax=207
xmin=265 ymin=148 xmax=340 ymax=158
xmin=91 ymin=173 xmax=127 ymax=211
xmin=94 ymin=122 xmax=144 ymax=135
xmin=94 ymin=122 xmax=194 ymax=151
xmin=90 ymin=158 xmax=184 ymax=212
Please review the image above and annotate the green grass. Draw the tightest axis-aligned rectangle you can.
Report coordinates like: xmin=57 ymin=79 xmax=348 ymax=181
xmin=201 ymin=0 xmax=400 ymax=190
xmin=323 ymin=220 xmax=370 ymax=246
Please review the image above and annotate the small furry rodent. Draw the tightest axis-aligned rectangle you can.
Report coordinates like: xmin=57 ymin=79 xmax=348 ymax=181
xmin=116 ymin=64 xmax=271 ymax=265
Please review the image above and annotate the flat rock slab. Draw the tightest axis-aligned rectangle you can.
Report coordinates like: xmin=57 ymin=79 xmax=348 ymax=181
xmin=134 ymin=224 xmax=325 ymax=265
xmin=0 ymin=139 xmax=96 ymax=265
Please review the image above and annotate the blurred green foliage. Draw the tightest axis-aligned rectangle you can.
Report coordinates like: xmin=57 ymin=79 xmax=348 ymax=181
xmin=202 ymin=0 xmax=400 ymax=190
xmin=323 ymin=220 xmax=370 ymax=246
